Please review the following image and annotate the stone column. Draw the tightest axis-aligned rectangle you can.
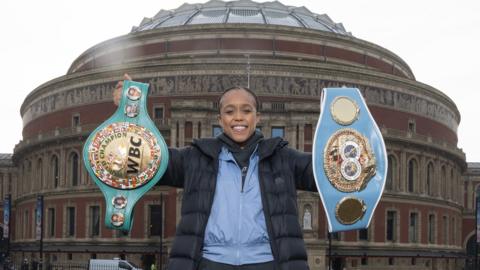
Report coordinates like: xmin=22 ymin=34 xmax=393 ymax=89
xmin=264 ymin=124 xmax=270 ymax=138
xmin=419 ymin=155 xmax=425 ymax=194
xmin=434 ymin=158 xmax=441 ymax=198
xmin=202 ymin=120 xmax=209 ymax=138
xmin=291 ymin=124 xmax=298 ymax=150
xmin=192 ymin=121 xmax=198 ymax=139
xmin=170 ymin=122 xmax=177 ymax=148
xmin=286 ymin=123 xmax=295 ymax=146
xmin=60 ymin=147 xmax=66 ymax=187
xmin=179 ymin=122 xmax=185 ymax=147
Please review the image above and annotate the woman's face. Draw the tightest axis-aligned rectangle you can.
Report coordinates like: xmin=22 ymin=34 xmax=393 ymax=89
xmin=218 ymin=89 xmax=260 ymax=145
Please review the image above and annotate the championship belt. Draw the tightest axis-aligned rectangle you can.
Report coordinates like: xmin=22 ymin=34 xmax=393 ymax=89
xmin=313 ymin=88 xmax=387 ymax=232
xmin=83 ymin=80 xmax=169 ymax=231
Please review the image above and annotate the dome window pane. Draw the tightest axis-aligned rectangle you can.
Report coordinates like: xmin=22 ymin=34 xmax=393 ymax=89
xmin=159 ymin=11 xmax=196 ymax=27
xmin=189 ymin=9 xmax=227 ymax=25
xmin=228 ymin=9 xmax=264 ymax=24
xmin=264 ymin=10 xmax=302 ymax=27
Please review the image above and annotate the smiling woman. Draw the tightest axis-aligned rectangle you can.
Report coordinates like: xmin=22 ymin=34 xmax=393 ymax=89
xmin=218 ymin=87 xmax=260 ymax=146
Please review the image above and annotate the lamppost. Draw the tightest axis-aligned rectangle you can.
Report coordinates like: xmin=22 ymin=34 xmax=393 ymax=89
xmin=159 ymin=193 xmax=163 ymax=270
xmin=328 ymin=232 xmax=332 ymax=270
xmin=475 ymin=186 xmax=480 ymax=270
xmin=4 ymin=195 xmax=11 ymax=261
xmin=36 ymin=195 xmax=44 ymax=270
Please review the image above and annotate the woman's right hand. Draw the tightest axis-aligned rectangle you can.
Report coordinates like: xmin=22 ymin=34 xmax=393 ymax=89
xmin=113 ymin=73 xmax=132 ymax=106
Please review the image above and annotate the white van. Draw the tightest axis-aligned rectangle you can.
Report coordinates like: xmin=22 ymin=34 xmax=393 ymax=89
xmin=88 ymin=259 xmax=142 ymax=270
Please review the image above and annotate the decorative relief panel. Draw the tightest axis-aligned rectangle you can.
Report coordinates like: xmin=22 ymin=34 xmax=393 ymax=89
xmin=23 ymin=75 xmax=458 ymax=131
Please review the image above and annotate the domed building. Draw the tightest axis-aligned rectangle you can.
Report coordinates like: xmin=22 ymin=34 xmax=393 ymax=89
xmin=1 ymin=0 xmax=472 ymax=269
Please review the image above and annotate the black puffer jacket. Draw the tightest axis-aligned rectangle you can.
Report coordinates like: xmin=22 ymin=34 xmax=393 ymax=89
xmin=162 ymin=137 xmax=317 ymax=270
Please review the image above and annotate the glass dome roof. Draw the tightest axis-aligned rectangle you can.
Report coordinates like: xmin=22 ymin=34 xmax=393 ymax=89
xmin=131 ymin=0 xmax=351 ymax=36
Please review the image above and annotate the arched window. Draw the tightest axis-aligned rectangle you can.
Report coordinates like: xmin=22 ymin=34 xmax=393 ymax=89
xmin=426 ymin=162 xmax=434 ymax=196
xmin=68 ymin=152 xmax=79 ymax=186
xmin=51 ymin=155 xmax=59 ymax=188
xmin=408 ymin=159 xmax=417 ymax=193
xmin=386 ymin=155 xmax=396 ymax=191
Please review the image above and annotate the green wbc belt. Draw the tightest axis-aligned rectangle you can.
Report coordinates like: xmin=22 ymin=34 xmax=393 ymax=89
xmin=83 ymin=80 xmax=169 ymax=231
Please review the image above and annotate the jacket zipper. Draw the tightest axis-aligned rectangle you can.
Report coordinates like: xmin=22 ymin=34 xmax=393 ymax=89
xmin=241 ymin=166 xmax=248 ymax=192
xmin=237 ymin=166 xmax=247 ymax=264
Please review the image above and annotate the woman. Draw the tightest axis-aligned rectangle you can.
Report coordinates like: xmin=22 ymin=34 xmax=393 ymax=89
xmin=114 ymin=75 xmax=317 ymax=270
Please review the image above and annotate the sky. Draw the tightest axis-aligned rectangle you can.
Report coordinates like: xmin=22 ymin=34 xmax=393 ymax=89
xmin=1 ymin=0 xmax=479 ymax=162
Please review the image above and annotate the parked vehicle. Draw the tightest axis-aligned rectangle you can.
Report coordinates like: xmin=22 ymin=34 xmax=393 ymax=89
xmin=88 ymin=259 xmax=142 ymax=270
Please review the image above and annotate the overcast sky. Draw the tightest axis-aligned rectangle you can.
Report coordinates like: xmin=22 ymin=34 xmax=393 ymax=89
xmin=1 ymin=0 xmax=479 ymax=162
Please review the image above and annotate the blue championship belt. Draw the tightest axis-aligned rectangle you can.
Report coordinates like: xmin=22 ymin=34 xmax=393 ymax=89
xmin=83 ymin=80 xmax=169 ymax=231
xmin=313 ymin=88 xmax=387 ymax=232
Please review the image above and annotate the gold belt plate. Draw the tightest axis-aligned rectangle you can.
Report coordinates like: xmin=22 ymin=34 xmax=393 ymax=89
xmin=88 ymin=122 xmax=162 ymax=189
xmin=323 ymin=128 xmax=376 ymax=192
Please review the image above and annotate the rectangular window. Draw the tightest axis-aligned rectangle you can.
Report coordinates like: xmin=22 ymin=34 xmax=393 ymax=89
xmin=428 ymin=214 xmax=435 ymax=244
xmin=271 ymin=126 xmax=284 ymax=138
xmin=359 ymin=228 xmax=368 ymax=241
xmin=212 ymin=125 xmax=222 ymax=137
xmin=149 ymin=205 xmax=162 ymax=236
xmin=70 ymin=153 xmax=79 ymax=187
xmin=185 ymin=121 xmax=193 ymax=145
xmin=114 ymin=229 xmax=129 ymax=238
xmin=304 ymin=124 xmax=313 ymax=141
xmin=386 ymin=211 xmax=396 ymax=241
xmin=452 ymin=217 xmax=456 ymax=245
xmin=331 ymin=232 xmax=340 ymax=241
xmin=67 ymin=207 xmax=75 ymax=237
xmin=271 ymin=102 xmax=285 ymax=111
xmin=212 ymin=101 xmax=219 ymax=110
xmin=154 ymin=107 xmax=164 ymax=119
xmin=72 ymin=115 xmax=80 ymax=127
xmin=89 ymin=206 xmax=100 ymax=237
xmin=443 ymin=216 xmax=448 ymax=245
xmin=48 ymin=208 xmax=55 ymax=237
xmin=409 ymin=212 xmax=418 ymax=243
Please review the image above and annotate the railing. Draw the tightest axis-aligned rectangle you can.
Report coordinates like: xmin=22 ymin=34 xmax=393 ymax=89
xmin=15 ymin=119 xmax=172 ymax=154
xmin=381 ymin=127 xmax=465 ymax=159
xmin=1 ymin=261 xmax=148 ymax=270
xmin=14 ymin=124 xmax=98 ymax=154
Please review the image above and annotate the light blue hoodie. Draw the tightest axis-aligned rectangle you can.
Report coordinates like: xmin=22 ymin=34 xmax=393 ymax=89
xmin=202 ymin=147 xmax=274 ymax=265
